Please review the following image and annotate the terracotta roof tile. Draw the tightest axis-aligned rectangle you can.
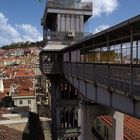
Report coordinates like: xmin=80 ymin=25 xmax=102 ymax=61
xmin=100 ymin=115 xmax=140 ymax=140
xmin=14 ymin=68 xmax=35 ymax=78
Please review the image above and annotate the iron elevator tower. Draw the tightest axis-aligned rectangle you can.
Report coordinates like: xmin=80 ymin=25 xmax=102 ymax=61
xmin=40 ymin=0 xmax=92 ymax=139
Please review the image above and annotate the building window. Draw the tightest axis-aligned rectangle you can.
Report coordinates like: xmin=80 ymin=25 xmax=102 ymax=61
xmin=28 ymin=100 xmax=31 ymax=104
xmin=19 ymin=100 xmax=23 ymax=105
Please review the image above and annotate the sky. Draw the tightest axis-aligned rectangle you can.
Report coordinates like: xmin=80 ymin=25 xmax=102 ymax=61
xmin=0 ymin=0 xmax=140 ymax=47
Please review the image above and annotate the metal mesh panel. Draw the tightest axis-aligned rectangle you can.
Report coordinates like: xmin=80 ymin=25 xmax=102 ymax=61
xmin=68 ymin=63 xmax=71 ymax=73
xmin=71 ymin=63 xmax=77 ymax=76
xmin=64 ymin=62 xmax=140 ymax=97
xmin=95 ymin=65 xmax=108 ymax=86
xmin=77 ymin=64 xmax=84 ymax=78
xmin=63 ymin=63 xmax=68 ymax=74
xmin=133 ymin=67 xmax=140 ymax=97
xmin=109 ymin=66 xmax=130 ymax=94
xmin=84 ymin=64 xmax=94 ymax=82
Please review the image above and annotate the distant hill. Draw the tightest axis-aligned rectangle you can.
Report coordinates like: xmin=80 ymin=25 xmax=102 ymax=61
xmin=1 ymin=41 xmax=44 ymax=50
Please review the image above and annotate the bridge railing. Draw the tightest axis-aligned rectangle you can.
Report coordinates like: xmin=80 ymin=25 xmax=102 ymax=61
xmin=63 ymin=62 xmax=140 ymax=97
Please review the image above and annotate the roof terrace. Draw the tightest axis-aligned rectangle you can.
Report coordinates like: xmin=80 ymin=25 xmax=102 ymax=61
xmin=47 ymin=0 xmax=92 ymax=11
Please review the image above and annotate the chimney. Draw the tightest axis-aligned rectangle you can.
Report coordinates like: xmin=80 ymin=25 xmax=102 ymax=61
xmin=0 ymin=73 xmax=4 ymax=92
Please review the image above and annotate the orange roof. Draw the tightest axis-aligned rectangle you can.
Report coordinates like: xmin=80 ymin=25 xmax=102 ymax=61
xmin=100 ymin=115 xmax=112 ymax=127
xmin=2 ymin=67 xmax=35 ymax=79
xmin=15 ymin=68 xmax=35 ymax=78
xmin=124 ymin=115 xmax=140 ymax=139
xmin=12 ymin=84 xmax=35 ymax=97
xmin=99 ymin=115 xmax=140 ymax=140
xmin=18 ymin=79 xmax=33 ymax=88
xmin=3 ymin=78 xmax=34 ymax=97
xmin=18 ymin=90 xmax=35 ymax=96
xmin=3 ymin=79 xmax=18 ymax=88
xmin=3 ymin=76 xmax=33 ymax=84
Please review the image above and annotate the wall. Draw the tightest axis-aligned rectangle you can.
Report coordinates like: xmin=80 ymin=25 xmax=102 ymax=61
xmin=57 ymin=14 xmax=83 ymax=32
xmin=13 ymin=96 xmax=36 ymax=112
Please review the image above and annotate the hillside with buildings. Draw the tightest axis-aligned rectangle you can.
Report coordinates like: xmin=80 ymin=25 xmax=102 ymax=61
xmin=0 ymin=45 xmax=50 ymax=140
xmin=1 ymin=41 xmax=44 ymax=50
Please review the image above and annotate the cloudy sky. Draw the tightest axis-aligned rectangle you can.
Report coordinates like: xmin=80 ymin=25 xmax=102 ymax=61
xmin=0 ymin=0 xmax=140 ymax=47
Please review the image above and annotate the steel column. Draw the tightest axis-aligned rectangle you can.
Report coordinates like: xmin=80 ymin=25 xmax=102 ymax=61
xmin=136 ymin=40 xmax=138 ymax=64
xmin=130 ymin=25 xmax=133 ymax=98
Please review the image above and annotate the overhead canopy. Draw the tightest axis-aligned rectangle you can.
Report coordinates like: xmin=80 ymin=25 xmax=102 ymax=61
xmin=42 ymin=44 xmax=67 ymax=52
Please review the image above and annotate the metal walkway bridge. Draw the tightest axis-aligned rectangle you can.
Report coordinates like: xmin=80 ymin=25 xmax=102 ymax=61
xmin=40 ymin=15 xmax=140 ymax=119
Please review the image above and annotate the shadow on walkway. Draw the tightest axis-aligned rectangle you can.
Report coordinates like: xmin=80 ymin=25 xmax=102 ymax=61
xmin=22 ymin=112 xmax=45 ymax=140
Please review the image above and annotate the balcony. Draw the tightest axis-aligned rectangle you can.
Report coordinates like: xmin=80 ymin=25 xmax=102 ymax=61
xmin=47 ymin=0 xmax=92 ymax=11
xmin=39 ymin=51 xmax=63 ymax=75
xmin=41 ymin=63 xmax=62 ymax=75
